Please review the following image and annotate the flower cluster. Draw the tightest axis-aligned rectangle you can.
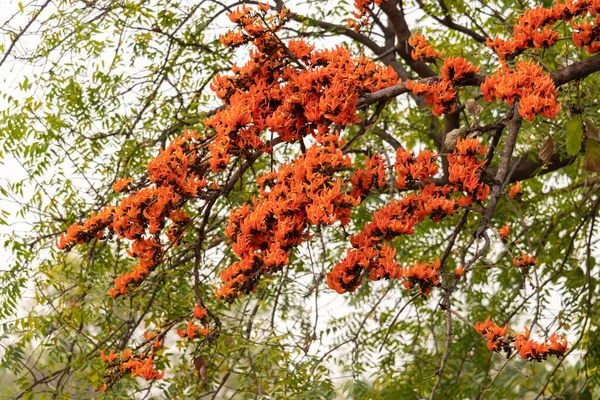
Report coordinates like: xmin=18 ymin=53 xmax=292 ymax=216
xmin=408 ymin=32 xmax=444 ymax=62
xmin=177 ymin=304 xmax=210 ymax=339
xmin=55 ymin=206 xmax=115 ymax=250
xmin=406 ymin=42 xmax=480 ymax=115
xmin=475 ymin=318 xmax=569 ymax=361
xmin=487 ymin=0 xmax=600 ymax=61
xmin=515 ymin=327 xmax=569 ymax=361
xmin=447 ymin=137 xmax=491 ymax=206
xmin=56 ymin=130 xmax=211 ymax=298
xmin=573 ymin=15 xmax=600 ymax=53
xmin=402 ymin=258 xmax=441 ymax=296
xmin=217 ymin=134 xmax=360 ymax=302
xmin=113 ymin=175 xmax=132 ymax=193
xmin=475 ymin=316 xmax=511 ymax=352
xmin=513 ymin=250 xmax=537 ymax=274
xmin=207 ymin=4 xmax=398 ymax=172
xmin=509 ymin=181 xmax=523 ymax=199
xmin=347 ymin=0 xmax=388 ymax=31
xmin=327 ymin=138 xmax=490 ymax=295
xmin=98 ymin=347 xmax=164 ymax=392
xmin=350 ymin=154 xmax=388 ymax=199
xmin=482 ymin=61 xmax=560 ymax=121
xmin=394 ymin=147 xmax=438 ymax=189
xmin=220 ymin=3 xmax=281 ymax=48
xmin=498 ymin=222 xmax=511 ymax=241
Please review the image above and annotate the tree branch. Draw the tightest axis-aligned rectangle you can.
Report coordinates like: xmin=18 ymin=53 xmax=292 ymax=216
xmin=0 ymin=0 xmax=52 ymax=68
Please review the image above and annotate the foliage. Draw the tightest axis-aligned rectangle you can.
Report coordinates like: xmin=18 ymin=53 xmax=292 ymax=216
xmin=1 ymin=0 xmax=599 ymax=398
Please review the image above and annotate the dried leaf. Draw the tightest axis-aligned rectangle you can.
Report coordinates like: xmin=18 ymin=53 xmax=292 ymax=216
xmin=584 ymin=118 xmax=600 ymax=141
xmin=194 ymin=356 xmax=208 ymax=383
xmin=443 ymin=126 xmax=467 ymax=152
xmin=465 ymin=99 xmax=483 ymax=116
xmin=583 ymin=138 xmax=600 ymax=174
xmin=539 ymin=136 xmax=554 ymax=166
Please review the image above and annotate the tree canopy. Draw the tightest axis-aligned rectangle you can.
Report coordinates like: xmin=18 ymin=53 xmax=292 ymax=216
xmin=0 ymin=0 xmax=599 ymax=398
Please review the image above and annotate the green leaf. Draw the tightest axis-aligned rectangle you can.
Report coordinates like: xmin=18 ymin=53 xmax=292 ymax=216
xmin=18 ymin=2 xmax=24 ymax=12
xmin=583 ymin=138 xmax=600 ymax=174
xmin=566 ymin=119 xmax=583 ymax=156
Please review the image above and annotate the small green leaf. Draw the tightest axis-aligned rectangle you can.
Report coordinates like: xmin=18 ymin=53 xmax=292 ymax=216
xmin=18 ymin=2 xmax=24 ymax=12
xmin=566 ymin=119 xmax=583 ymax=156
xmin=583 ymin=138 xmax=600 ymax=174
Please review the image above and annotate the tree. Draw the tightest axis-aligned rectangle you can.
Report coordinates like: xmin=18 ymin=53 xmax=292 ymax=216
xmin=1 ymin=0 xmax=599 ymax=398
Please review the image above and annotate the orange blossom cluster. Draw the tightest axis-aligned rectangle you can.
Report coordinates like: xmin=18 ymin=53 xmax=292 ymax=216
xmin=486 ymin=0 xmax=600 ymax=61
xmin=206 ymin=5 xmax=398 ymax=172
xmin=56 ymin=130 xmax=210 ymax=298
xmin=515 ymin=327 xmax=570 ymax=361
xmin=509 ymin=181 xmax=523 ymax=199
xmin=177 ymin=303 xmax=210 ymax=339
xmin=347 ymin=0 xmax=389 ymax=31
xmin=446 ymin=137 xmax=491 ymax=206
xmin=98 ymin=346 xmax=164 ymax=391
xmin=513 ymin=250 xmax=537 ymax=275
xmin=481 ymin=61 xmax=560 ymax=121
xmin=113 ymin=175 xmax=132 ymax=193
xmin=406 ymin=34 xmax=480 ymax=115
xmin=475 ymin=316 xmax=511 ymax=352
xmin=216 ymin=134 xmax=361 ymax=302
xmin=402 ymin=259 xmax=441 ymax=296
xmin=573 ymin=14 xmax=600 ymax=53
xmin=408 ymin=32 xmax=444 ymax=63
xmin=406 ymin=29 xmax=561 ymax=122
xmin=350 ymin=154 xmax=388 ymax=200
xmin=327 ymin=138 xmax=491 ymax=295
xmin=476 ymin=318 xmax=569 ymax=361
xmin=498 ymin=222 xmax=511 ymax=241
xmin=219 ymin=3 xmax=281 ymax=48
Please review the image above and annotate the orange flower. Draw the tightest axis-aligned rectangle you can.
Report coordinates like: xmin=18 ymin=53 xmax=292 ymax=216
xmin=194 ymin=304 xmax=207 ymax=319
xmin=513 ymin=250 xmax=536 ymax=268
xmin=122 ymin=348 xmax=133 ymax=360
xmin=402 ymin=258 xmax=441 ymax=296
xmin=514 ymin=326 xmax=549 ymax=361
xmin=509 ymin=181 xmax=523 ymax=199
xmin=112 ymin=175 xmax=132 ymax=193
xmin=349 ymin=0 xmax=388 ymax=28
xmin=100 ymin=350 xmax=118 ymax=362
xmin=482 ymin=61 xmax=560 ymax=121
xmin=408 ymin=32 xmax=443 ymax=62
xmin=475 ymin=316 xmax=510 ymax=353
xmin=258 ymin=2 xmax=270 ymax=12
xmin=549 ymin=332 xmax=569 ymax=354
xmin=498 ymin=222 xmax=510 ymax=240
xmin=455 ymin=264 xmax=464 ymax=276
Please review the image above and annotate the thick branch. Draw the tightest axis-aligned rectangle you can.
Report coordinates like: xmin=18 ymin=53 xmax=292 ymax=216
xmin=492 ymin=150 xmax=577 ymax=183
xmin=414 ymin=0 xmax=487 ymax=43
xmin=475 ymin=110 xmax=523 ymax=237
xmin=550 ymin=53 xmax=600 ymax=86
xmin=290 ymin=13 xmax=384 ymax=55
xmin=380 ymin=0 xmax=436 ymax=78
